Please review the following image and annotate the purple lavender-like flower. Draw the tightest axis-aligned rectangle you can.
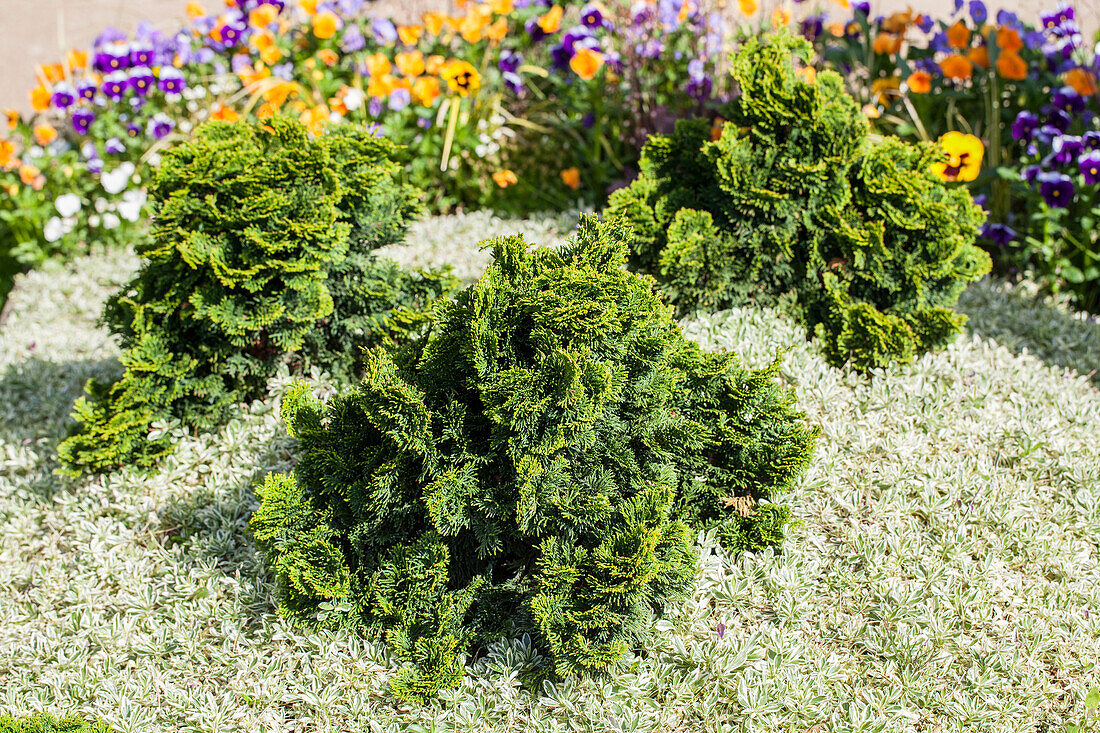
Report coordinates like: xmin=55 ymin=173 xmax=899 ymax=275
xmin=929 ymin=32 xmax=951 ymax=54
xmin=638 ymin=38 xmax=665 ymax=59
xmin=128 ymin=67 xmax=156 ymax=96
xmin=105 ymin=137 xmax=126 ymax=155
xmin=71 ymin=108 xmax=95 ymax=134
xmin=968 ymin=0 xmax=987 ymax=25
xmin=102 ymin=72 xmax=129 ymax=101
xmin=996 ymin=9 xmax=1020 ymax=29
xmin=341 ymin=23 xmax=366 ymax=53
xmin=1012 ymin=111 xmax=1039 ymax=140
xmin=272 ymin=62 xmax=294 ymax=79
xmin=979 ymin=222 xmax=1017 ymax=245
xmin=147 ymin=113 xmax=173 ymax=140
xmin=953 ymin=0 xmax=964 ymax=12
xmin=93 ymin=26 xmax=127 ymax=47
xmin=1052 ymin=85 xmax=1086 ymax=115
xmin=373 ymin=18 xmax=398 ymax=44
xmin=157 ymin=67 xmax=186 ymax=95
xmin=368 ymin=96 xmax=384 ymax=117
xmin=1079 ymin=150 xmax=1100 ymax=183
xmin=52 ymin=83 xmax=77 ymax=109
xmin=1037 ymin=170 xmax=1075 ymax=206
xmin=685 ymin=75 xmax=712 ymax=101
xmin=417 ymin=116 xmax=432 ymax=129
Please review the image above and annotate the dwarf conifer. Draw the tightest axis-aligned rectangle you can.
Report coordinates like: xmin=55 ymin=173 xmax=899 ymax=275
xmin=251 ymin=216 xmax=817 ymax=701
xmin=58 ymin=118 xmax=453 ymax=473
xmin=605 ymin=34 xmax=991 ymax=370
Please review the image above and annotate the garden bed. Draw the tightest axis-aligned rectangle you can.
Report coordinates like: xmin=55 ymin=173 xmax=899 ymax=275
xmin=1 ymin=215 xmax=1098 ymax=732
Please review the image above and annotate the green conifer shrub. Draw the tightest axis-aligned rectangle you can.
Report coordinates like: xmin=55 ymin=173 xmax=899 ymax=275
xmin=58 ymin=118 xmax=454 ymax=474
xmin=604 ymin=34 xmax=991 ymax=371
xmin=251 ymin=216 xmax=817 ymax=701
xmin=0 ymin=713 xmax=111 ymax=733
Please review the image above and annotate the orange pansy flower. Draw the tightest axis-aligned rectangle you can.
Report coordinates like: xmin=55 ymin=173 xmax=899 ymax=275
xmin=30 ymin=86 xmax=51 ymax=112
xmin=19 ymin=165 xmax=41 ymax=187
xmin=939 ymin=54 xmax=973 ymax=80
xmin=569 ymin=47 xmax=604 ymax=80
xmin=486 ymin=17 xmax=508 ymax=42
xmin=537 ymin=5 xmax=563 ymax=33
xmin=425 ymin=54 xmax=447 ymax=75
xmin=395 ymin=50 xmax=425 ymax=77
xmin=995 ymin=26 xmax=1023 ymax=53
xmin=967 ymin=45 xmax=990 ymax=69
xmin=492 ymin=169 xmax=518 ymax=187
xmin=210 ymin=104 xmax=239 ymax=121
xmin=186 ymin=1 xmax=207 ymax=17
xmin=33 ymin=125 xmax=57 ymax=145
xmin=365 ymin=53 xmax=392 ymax=78
xmin=560 ymin=167 xmax=581 ymax=190
xmin=0 ymin=140 xmax=15 ymax=168
xmin=873 ymin=32 xmax=902 ymax=55
xmin=412 ymin=75 xmax=441 ymax=106
xmin=906 ymin=70 xmax=932 ymax=93
xmin=312 ymin=10 xmax=340 ymax=39
xmin=249 ymin=3 xmax=279 ymax=26
xmin=1066 ymin=67 xmax=1098 ymax=96
xmin=423 ymin=12 xmax=446 ymax=35
xmin=946 ymin=20 xmax=971 ymax=49
xmin=397 ymin=25 xmax=423 ymax=44
xmin=317 ymin=48 xmax=339 ymax=66
xmin=996 ymin=51 xmax=1028 ymax=80
xmin=771 ymin=7 xmax=790 ymax=26
xmin=490 ymin=0 xmax=513 ymax=13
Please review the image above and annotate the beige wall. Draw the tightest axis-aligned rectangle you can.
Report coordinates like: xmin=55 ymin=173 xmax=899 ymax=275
xmin=1 ymin=0 xmax=1099 ymax=113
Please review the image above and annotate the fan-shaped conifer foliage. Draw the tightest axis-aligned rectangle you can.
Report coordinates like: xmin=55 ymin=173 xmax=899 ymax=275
xmin=57 ymin=117 xmax=453 ymax=474
xmin=251 ymin=216 xmax=817 ymax=701
xmin=605 ymin=34 xmax=991 ymax=371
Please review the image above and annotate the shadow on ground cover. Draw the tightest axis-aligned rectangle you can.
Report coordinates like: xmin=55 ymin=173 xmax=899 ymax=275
xmin=0 ymin=356 xmax=122 ymax=499
xmin=958 ymin=276 xmax=1100 ymax=384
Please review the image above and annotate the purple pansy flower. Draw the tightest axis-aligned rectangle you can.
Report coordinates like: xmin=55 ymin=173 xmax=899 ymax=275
xmin=130 ymin=42 xmax=155 ymax=67
xmin=968 ymin=0 xmax=987 ymax=25
xmin=128 ymin=66 xmax=155 ymax=96
xmin=147 ymin=113 xmax=173 ymax=139
xmin=580 ymin=2 xmax=608 ymax=29
xmin=503 ymin=71 xmax=523 ymax=94
xmin=126 ymin=122 xmax=142 ymax=138
xmin=341 ymin=23 xmax=366 ymax=53
xmin=1079 ymin=150 xmax=1100 ymax=183
xmin=95 ymin=42 xmax=131 ymax=73
xmin=87 ymin=158 xmax=104 ymax=174
xmin=372 ymin=18 xmax=398 ymax=44
xmin=525 ymin=17 xmax=548 ymax=42
xmin=499 ymin=49 xmax=523 ymax=74
xmin=853 ymin=0 xmax=870 ymax=15
xmin=105 ymin=137 xmax=126 ymax=154
xmin=1037 ymin=170 xmax=1075 ymax=206
xmin=1012 ymin=111 xmax=1039 ymax=140
xmin=1052 ymin=85 xmax=1085 ymax=115
xmin=1052 ymin=135 xmax=1084 ymax=165
xmin=388 ymin=87 xmax=411 ymax=111
xmin=51 ymin=83 xmax=77 ymax=109
xmin=71 ymin=108 xmax=95 ymax=134
xmin=102 ymin=72 xmax=129 ymax=101
xmin=157 ymin=67 xmax=186 ymax=94
xmin=77 ymin=79 xmax=97 ymax=101
xmin=980 ymin=222 xmax=1018 ymax=245
xmin=801 ymin=15 xmax=824 ymax=40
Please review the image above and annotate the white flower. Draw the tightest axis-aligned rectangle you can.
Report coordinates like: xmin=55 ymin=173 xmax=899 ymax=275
xmin=102 ymin=212 xmax=121 ymax=230
xmin=43 ymin=217 xmax=65 ymax=243
xmin=343 ymin=87 xmax=365 ymax=111
xmin=117 ymin=189 xmax=147 ymax=222
xmin=101 ymin=162 xmax=135 ymax=194
xmin=88 ymin=214 xmax=101 ymax=227
xmin=94 ymin=198 xmax=108 ymax=213
xmin=54 ymin=193 xmax=82 ymax=218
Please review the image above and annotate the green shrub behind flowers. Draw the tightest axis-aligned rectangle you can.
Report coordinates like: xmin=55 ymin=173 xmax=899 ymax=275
xmin=250 ymin=216 xmax=817 ymax=701
xmin=606 ymin=34 xmax=991 ymax=371
xmin=57 ymin=117 xmax=454 ymax=474
xmin=0 ymin=712 xmax=112 ymax=733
